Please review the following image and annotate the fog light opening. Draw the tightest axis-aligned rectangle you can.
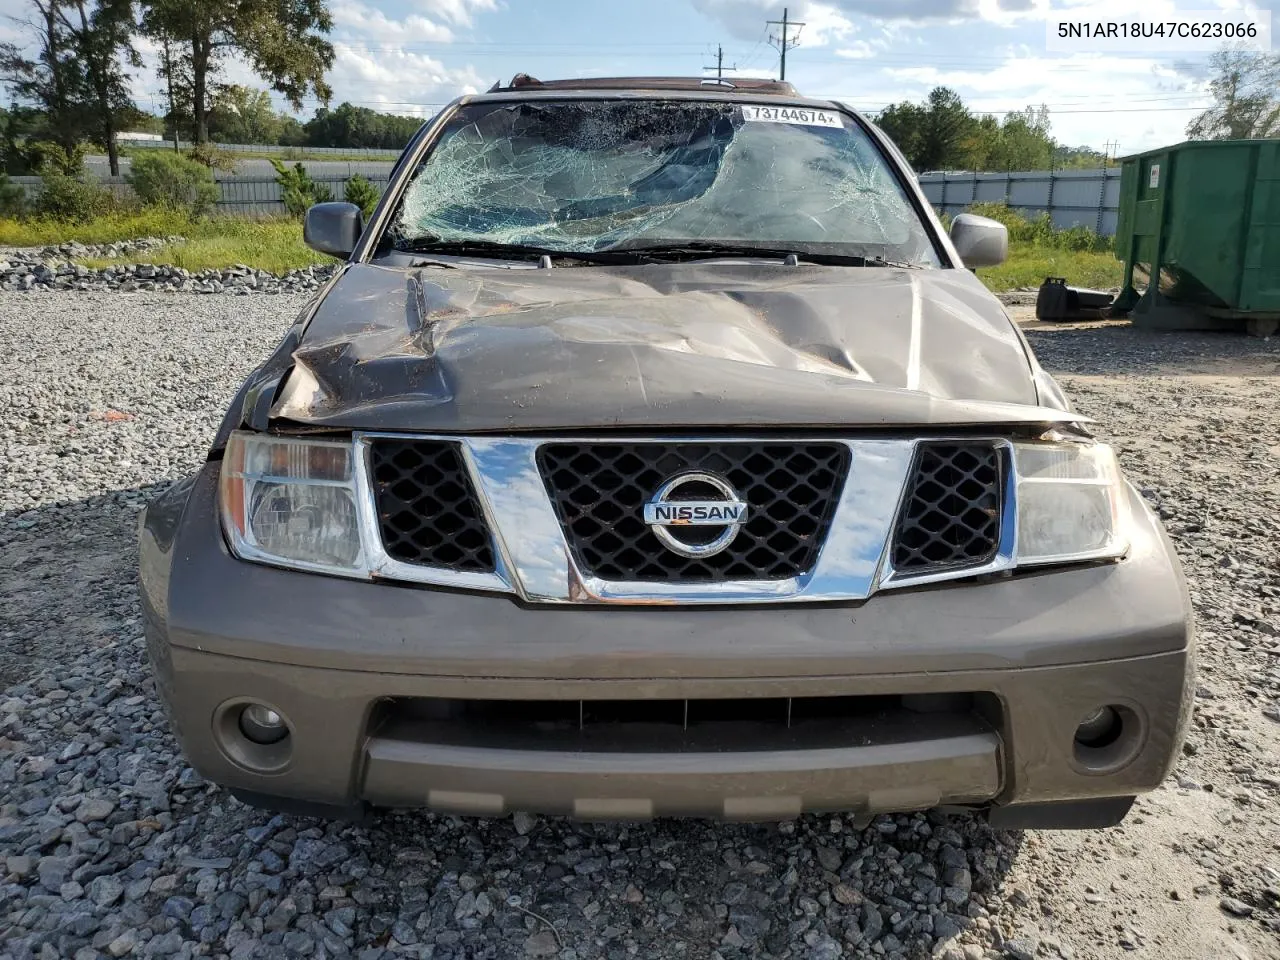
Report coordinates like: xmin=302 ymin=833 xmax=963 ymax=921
xmin=213 ymin=699 xmax=294 ymax=773
xmin=1074 ymin=706 xmax=1122 ymax=749
xmin=239 ymin=703 xmax=290 ymax=745
xmin=1072 ymin=704 xmax=1143 ymax=773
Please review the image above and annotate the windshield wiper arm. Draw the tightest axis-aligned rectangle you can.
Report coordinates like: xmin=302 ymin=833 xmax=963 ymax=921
xmin=393 ymin=238 xmax=639 ymax=265
xmin=613 ymin=241 xmax=804 ymax=262
xmin=613 ymin=242 xmax=923 ymax=268
xmin=866 ymin=255 xmax=923 ymax=269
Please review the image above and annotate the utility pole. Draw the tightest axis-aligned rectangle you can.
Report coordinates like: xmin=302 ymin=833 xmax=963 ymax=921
xmin=1102 ymin=139 xmax=1119 ymax=168
xmin=767 ymin=7 xmax=805 ymax=82
xmin=704 ymin=44 xmax=736 ymax=81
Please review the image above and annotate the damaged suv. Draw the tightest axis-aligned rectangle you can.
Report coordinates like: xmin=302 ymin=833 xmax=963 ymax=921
xmin=140 ymin=76 xmax=1194 ymax=828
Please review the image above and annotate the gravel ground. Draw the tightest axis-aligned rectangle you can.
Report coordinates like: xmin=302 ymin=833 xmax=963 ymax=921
xmin=1 ymin=243 xmax=335 ymax=295
xmin=1 ymin=291 xmax=1278 ymax=960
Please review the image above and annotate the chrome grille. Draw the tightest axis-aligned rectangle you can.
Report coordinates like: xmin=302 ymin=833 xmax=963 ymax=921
xmin=368 ymin=439 xmax=495 ymax=572
xmin=537 ymin=442 xmax=849 ymax=582
xmin=892 ymin=442 xmax=1003 ymax=573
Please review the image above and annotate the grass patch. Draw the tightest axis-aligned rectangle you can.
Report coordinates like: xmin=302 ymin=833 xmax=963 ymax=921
xmin=0 ymin=209 xmax=195 ymax=247
xmin=1 ymin=210 xmax=325 ymax=273
xmin=68 ymin=217 xmax=329 ymax=274
xmin=977 ymin=242 xmax=1123 ymax=293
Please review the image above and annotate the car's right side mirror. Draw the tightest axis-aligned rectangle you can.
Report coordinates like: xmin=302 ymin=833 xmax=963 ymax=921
xmin=949 ymin=213 xmax=1008 ymax=268
xmin=304 ymin=202 xmax=364 ymax=259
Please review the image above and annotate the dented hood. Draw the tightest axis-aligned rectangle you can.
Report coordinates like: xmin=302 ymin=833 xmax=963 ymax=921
xmin=271 ymin=261 xmax=1075 ymax=431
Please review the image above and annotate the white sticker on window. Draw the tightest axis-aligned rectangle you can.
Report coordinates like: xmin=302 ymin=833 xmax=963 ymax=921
xmin=741 ymin=104 xmax=842 ymax=128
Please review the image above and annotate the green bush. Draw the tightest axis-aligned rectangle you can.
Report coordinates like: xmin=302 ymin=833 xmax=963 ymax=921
xmin=126 ymin=151 xmax=219 ymax=217
xmin=964 ymin=201 xmax=1110 ymax=252
xmin=24 ymin=141 xmax=87 ymax=176
xmin=189 ymin=143 xmax=237 ymax=172
xmin=36 ymin=172 xmax=118 ymax=220
xmin=343 ymin=174 xmax=380 ymax=219
xmin=1054 ymin=224 xmax=1112 ymax=253
xmin=271 ymin=159 xmax=333 ymax=216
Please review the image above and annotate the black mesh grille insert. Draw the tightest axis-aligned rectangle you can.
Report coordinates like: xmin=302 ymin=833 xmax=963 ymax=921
xmin=368 ymin=439 xmax=495 ymax=572
xmin=537 ymin=443 xmax=849 ymax=582
xmin=892 ymin=443 xmax=1003 ymax=573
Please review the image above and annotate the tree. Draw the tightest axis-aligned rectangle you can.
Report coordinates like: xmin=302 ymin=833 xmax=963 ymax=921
xmin=343 ymin=172 xmax=378 ymax=218
xmin=878 ymin=90 xmax=1076 ymax=172
xmin=877 ymin=87 xmax=975 ymax=172
xmin=271 ymin=157 xmax=330 ymax=215
xmin=141 ymin=0 xmax=334 ymax=144
xmin=1056 ymin=145 xmax=1109 ymax=169
xmin=1 ymin=104 xmax=47 ymax=173
xmin=1186 ymin=47 xmax=1280 ymax=140
xmin=916 ymin=87 xmax=976 ymax=171
xmin=0 ymin=0 xmax=140 ymax=174
xmin=208 ymin=83 xmax=283 ymax=143
xmin=0 ymin=0 xmax=84 ymax=158
xmin=58 ymin=0 xmax=140 ymax=176
xmin=875 ymin=100 xmax=926 ymax=168
xmin=964 ymin=105 xmax=1055 ymax=171
xmin=277 ymin=113 xmax=305 ymax=145
xmin=304 ymin=101 xmax=421 ymax=149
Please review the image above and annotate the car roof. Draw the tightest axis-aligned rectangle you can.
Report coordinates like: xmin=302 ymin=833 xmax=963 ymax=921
xmin=458 ymin=75 xmax=845 ymax=112
xmin=486 ymin=74 xmax=802 ymax=96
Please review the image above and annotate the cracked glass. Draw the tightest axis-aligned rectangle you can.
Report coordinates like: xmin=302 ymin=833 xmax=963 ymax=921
xmin=385 ymin=100 xmax=939 ymax=265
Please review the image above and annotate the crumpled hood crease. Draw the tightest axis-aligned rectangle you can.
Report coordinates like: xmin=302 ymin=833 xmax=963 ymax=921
xmin=269 ymin=261 xmax=1075 ymax=431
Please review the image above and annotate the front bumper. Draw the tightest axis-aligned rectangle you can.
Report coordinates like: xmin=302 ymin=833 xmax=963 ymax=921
xmin=141 ymin=464 xmax=1195 ymax=823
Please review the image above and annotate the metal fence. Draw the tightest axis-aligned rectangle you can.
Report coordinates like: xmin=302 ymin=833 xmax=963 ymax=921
xmin=11 ymin=167 xmax=1124 ymax=232
xmin=122 ymin=139 xmax=403 ymax=159
xmin=10 ymin=173 xmax=392 ymax=216
xmin=213 ymin=175 xmax=392 ymax=215
xmin=917 ymin=168 xmax=1123 ymax=236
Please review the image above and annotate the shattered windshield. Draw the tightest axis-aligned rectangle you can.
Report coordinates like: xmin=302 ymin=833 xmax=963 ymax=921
xmin=385 ymin=99 xmax=939 ymax=265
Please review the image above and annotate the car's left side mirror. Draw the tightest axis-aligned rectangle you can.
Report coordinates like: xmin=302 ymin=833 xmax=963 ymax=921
xmin=304 ymin=202 xmax=363 ymax=259
xmin=949 ymin=213 xmax=1008 ymax=268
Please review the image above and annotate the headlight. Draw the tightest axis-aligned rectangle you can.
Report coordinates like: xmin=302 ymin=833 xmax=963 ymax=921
xmin=1013 ymin=441 xmax=1128 ymax=565
xmin=220 ymin=431 xmax=366 ymax=575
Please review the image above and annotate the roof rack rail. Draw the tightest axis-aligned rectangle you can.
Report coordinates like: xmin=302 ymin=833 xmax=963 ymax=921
xmin=485 ymin=75 xmax=801 ymax=97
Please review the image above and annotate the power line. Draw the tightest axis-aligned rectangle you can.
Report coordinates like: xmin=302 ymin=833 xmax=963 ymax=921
xmin=737 ymin=26 xmax=770 ymax=72
xmin=766 ymin=7 xmax=804 ymax=81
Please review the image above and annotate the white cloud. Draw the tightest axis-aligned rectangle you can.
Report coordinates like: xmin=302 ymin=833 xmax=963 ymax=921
xmin=428 ymin=0 xmax=500 ymax=27
xmin=328 ymin=42 xmax=485 ymax=115
xmin=835 ymin=42 xmax=877 ymax=58
xmin=332 ymin=1 xmax=456 ymax=43
xmin=815 ymin=51 xmax=1207 ymax=150
xmin=801 ymin=2 xmax=857 ymax=44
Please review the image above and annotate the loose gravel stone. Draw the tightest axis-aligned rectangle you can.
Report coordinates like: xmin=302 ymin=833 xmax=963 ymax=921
xmin=2 ymin=297 xmax=1279 ymax=960
xmin=0 ymin=240 xmax=337 ymax=296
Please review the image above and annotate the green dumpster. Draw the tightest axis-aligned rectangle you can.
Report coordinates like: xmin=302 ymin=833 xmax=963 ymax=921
xmin=1113 ymin=138 xmax=1280 ymax=337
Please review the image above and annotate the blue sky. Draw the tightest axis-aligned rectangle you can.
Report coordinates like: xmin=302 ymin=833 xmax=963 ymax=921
xmin=2 ymin=0 xmax=1275 ymax=154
